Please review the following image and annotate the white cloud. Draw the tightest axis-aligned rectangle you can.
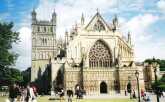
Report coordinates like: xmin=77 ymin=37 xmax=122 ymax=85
xmin=121 ymin=14 xmax=162 ymax=61
xmin=12 ymin=27 xmax=31 ymax=70
xmin=157 ymin=0 xmax=165 ymax=13
xmin=135 ymin=38 xmax=165 ymax=61
xmin=35 ymin=0 xmax=118 ymax=38
xmin=124 ymin=14 xmax=159 ymax=42
xmin=14 ymin=0 xmax=165 ymax=70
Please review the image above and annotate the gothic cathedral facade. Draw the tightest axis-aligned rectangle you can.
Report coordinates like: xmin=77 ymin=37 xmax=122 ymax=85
xmin=31 ymin=10 xmax=159 ymax=95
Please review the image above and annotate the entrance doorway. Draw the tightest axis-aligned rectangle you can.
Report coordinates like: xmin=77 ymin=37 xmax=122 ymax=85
xmin=100 ymin=81 xmax=107 ymax=94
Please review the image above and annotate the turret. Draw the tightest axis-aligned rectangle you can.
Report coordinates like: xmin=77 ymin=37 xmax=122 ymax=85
xmin=127 ymin=32 xmax=132 ymax=46
xmin=112 ymin=15 xmax=118 ymax=32
xmin=81 ymin=13 xmax=85 ymax=25
xmin=65 ymin=30 xmax=69 ymax=45
xmin=52 ymin=10 xmax=57 ymax=25
xmin=31 ymin=9 xmax=37 ymax=24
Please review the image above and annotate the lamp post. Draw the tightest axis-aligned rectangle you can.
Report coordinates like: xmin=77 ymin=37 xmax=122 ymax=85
xmin=135 ymin=70 xmax=140 ymax=102
xmin=152 ymin=57 xmax=159 ymax=102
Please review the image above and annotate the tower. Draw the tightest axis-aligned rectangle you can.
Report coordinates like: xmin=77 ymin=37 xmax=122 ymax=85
xmin=31 ymin=10 xmax=57 ymax=82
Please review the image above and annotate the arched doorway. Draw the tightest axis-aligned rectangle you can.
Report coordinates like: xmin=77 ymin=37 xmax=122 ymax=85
xmin=100 ymin=81 xmax=107 ymax=94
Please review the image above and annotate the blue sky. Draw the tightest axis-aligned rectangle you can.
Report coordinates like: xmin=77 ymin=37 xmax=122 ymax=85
xmin=0 ymin=0 xmax=165 ymax=70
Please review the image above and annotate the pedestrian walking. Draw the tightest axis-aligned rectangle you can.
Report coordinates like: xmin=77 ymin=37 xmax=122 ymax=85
xmin=125 ymin=89 xmax=127 ymax=96
xmin=9 ymin=83 xmax=17 ymax=102
xmin=25 ymin=84 xmax=37 ymax=102
xmin=67 ymin=90 xmax=73 ymax=102
xmin=15 ymin=84 xmax=21 ymax=102
xmin=58 ymin=88 xmax=64 ymax=102
xmin=141 ymin=89 xmax=145 ymax=98
xmin=132 ymin=90 xmax=136 ymax=99
xmin=162 ymin=91 xmax=165 ymax=97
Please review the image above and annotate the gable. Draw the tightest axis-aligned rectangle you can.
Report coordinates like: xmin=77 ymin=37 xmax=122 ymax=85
xmin=85 ymin=12 xmax=111 ymax=31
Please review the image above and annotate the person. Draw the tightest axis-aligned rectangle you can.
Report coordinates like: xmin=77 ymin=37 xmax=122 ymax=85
xmin=75 ymin=85 xmax=81 ymax=99
xmin=15 ymin=84 xmax=21 ymax=102
xmin=20 ymin=86 xmax=29 ymax=102
xmin=67 ymin=90 xmax=73 ymax=102
xmin=143 ymin=93 xmax=147 ymax=102
xmin=25 ymin=84 xmax=37 ymax=102
xmin=125 ymin=89 xmax=127 ymax=96
xmin=132 ymin=90 xmax=136 ymax=99
xmin=9 ymin=83 xmax=17 ymax=102
xmin=58 ymin=88 xmax=64 ymax=102
xmin=162 ymin=91 xmax=165 ymax=97
xmin=146 ymin=95 xmax=151 ymax=102
xmin=141 ymin=89 xmax=145 ymax=98
xmin=32 ymin=85 xmax=37 ymax=97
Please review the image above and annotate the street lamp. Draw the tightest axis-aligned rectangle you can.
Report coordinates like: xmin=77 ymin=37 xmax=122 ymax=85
xmin=152 ymin=57 xmax=159 ymax=102
xmin=135 ymin=70 xmax=140 ymax=102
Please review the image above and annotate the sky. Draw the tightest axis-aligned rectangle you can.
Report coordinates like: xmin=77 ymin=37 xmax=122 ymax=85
xmin=0 ymin=0 xmax=165 ymax=70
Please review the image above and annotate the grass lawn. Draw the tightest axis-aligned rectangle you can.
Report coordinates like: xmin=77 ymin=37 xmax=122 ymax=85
xmin=0 ymin=96 xmax=137 ymax=102
xmin=0 ymin=96 xmax=7 ymax=102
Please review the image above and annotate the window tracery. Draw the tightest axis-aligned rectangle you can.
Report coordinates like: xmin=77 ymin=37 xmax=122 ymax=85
xmin=93 ymin=20 xmax=105 ymax=31
xmin=89 ymin=40 xmax=112 ymax=67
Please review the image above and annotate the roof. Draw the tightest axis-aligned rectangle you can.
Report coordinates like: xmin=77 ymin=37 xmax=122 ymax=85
xmin=85 ymin=12 xmax=111 ymax=31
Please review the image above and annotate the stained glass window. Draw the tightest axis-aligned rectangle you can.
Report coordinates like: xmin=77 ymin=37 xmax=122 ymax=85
xmin=89 ymin=40 xmax=112 ymax=67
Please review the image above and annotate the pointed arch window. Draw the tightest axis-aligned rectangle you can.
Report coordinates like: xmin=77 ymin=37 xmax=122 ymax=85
xmin=44 ymin=26 xmax=46 ymax=32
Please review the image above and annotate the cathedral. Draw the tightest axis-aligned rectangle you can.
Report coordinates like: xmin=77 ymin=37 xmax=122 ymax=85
xmin=31 ymin=9 xmax=159 ymax=95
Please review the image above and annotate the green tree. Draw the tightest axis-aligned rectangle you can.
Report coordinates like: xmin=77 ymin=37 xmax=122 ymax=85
xmin=0 ymin=22 xmax=20 ymax=85
xmin=152 ymin=75 xmax=165 ymax=91
xmin=0 ymin=22 xmax=19 ymax=67
xmin=21 ymin=67 xmax=31 ymax=86
xmin=144 ymin=58 xmax=165 ymax=71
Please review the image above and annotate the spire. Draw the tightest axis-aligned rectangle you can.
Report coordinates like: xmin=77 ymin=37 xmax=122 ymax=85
xmin=52 ymin=9 xmax=56 ymax=17
xmin=32 ymin=8 xmax=36 ymax=14
xmin=96 ymin=8 xmax=99 ymax=13
xmin=96 ymin=8 xmax=100 ymax=16
xmin=127 ymin=31 xmax=131 ymax=45
xmin=81 ymin=13 xmax=85 ymax=25
xmin=31 ymin=8 xmax=37 ymax=23
xmin=52 ymin=9 xmax=57 ymax=24
xmin=112 ymin=14 xmax=118 ymax=32
xmin=65 ymin=30 xmax=69 ymax=45
xmin=113 ymin=14 xmax=118 ymax=26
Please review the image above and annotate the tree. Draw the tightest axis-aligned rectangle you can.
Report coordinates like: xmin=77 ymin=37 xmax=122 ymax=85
xmin=144 ymin=59 xmax=165 ymax=71
xmin=21 ymin=67 xmax=31 ymax=86
xmin=0 ymin=22 xmax=19 ymax=68
xmin=152 ymin=75 xmax=165 ymax=92
xmin=0 ymin=22 xmax=20 ymax=85
xmin=0 ymin=67 xmax=23 ymax=86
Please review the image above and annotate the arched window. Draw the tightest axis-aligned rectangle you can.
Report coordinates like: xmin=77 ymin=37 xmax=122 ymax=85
xmin=50 ymin=27 xmax=53 ymax=32
xmin=89 ymin=40 xmax=112 ymax=68
xmin=44 ymin=26 xmax=46 ymax=32
xmin=37 ymin=26 xmax=40 ymax=32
